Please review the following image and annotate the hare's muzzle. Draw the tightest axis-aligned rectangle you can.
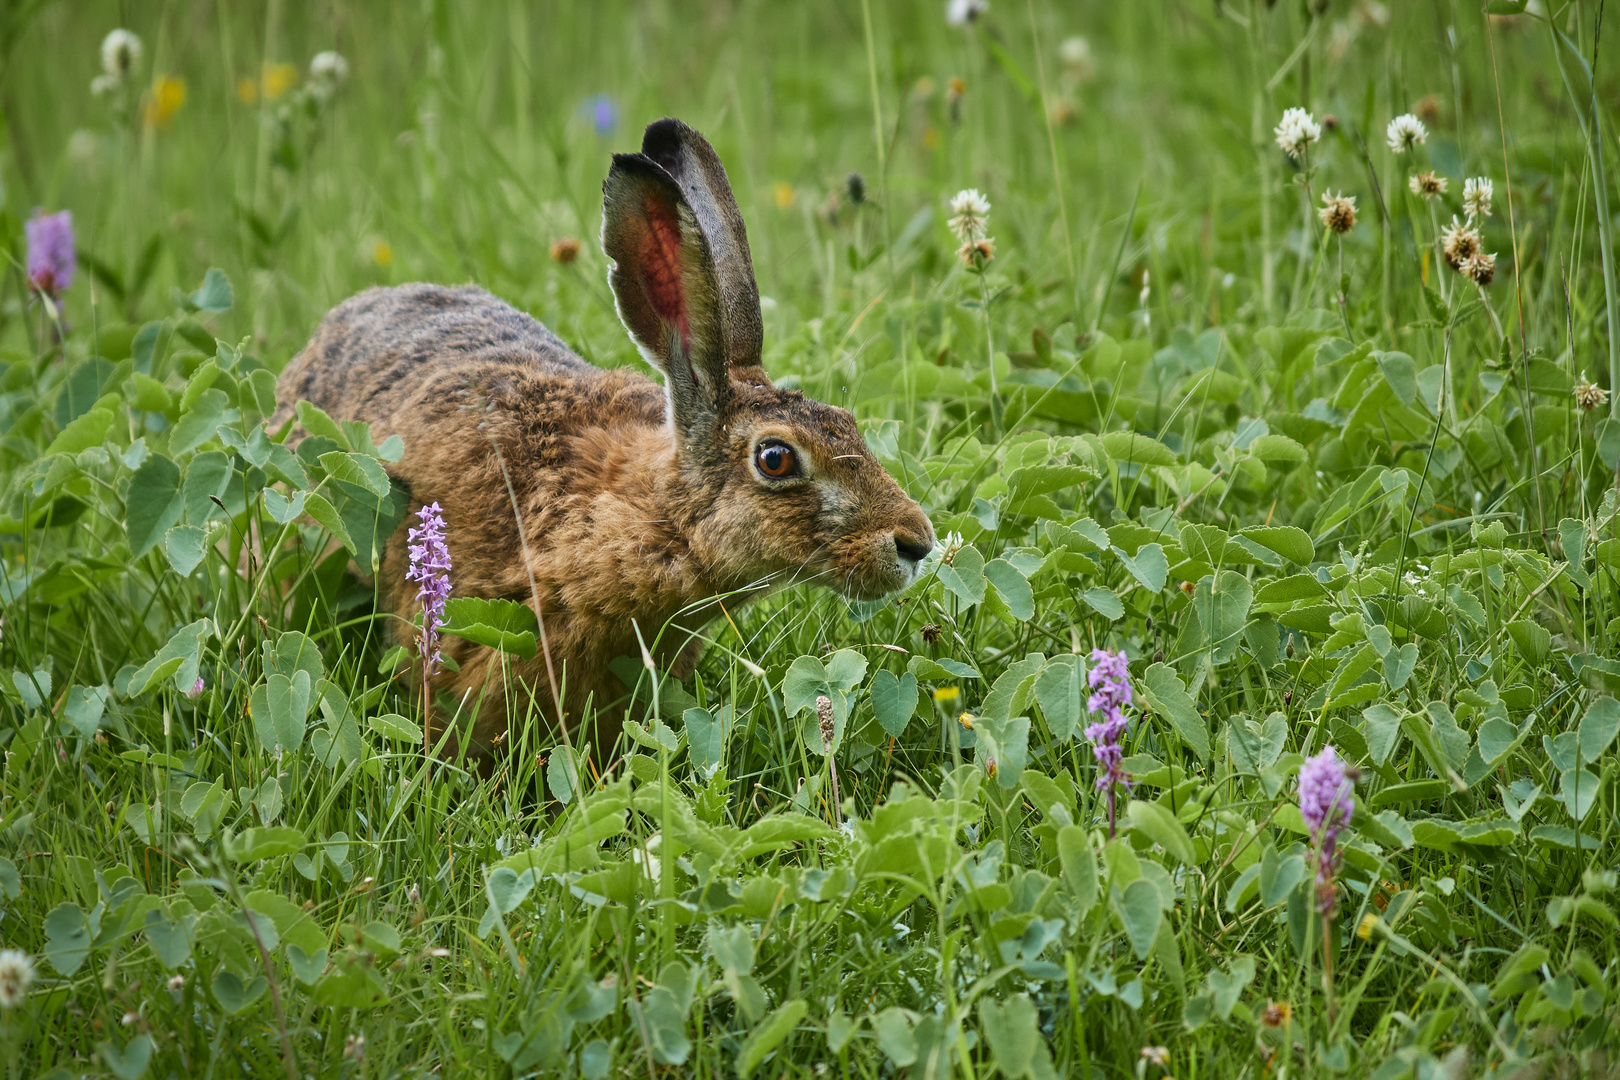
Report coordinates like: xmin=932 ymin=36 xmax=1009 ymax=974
xmin=894 ymin=530 xmax=935 ymax=569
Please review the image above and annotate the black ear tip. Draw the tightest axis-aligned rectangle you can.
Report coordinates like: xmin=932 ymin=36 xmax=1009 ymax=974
xmin=641 ymin=117 xmax=693 ymax=156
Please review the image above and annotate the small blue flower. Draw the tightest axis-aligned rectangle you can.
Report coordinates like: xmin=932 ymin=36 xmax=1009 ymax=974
xmin=584 ymin=94 xmax=617 ymax=136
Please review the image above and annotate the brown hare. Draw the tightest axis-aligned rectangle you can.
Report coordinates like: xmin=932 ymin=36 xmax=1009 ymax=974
xmin=275 ymin=118 xmax=934 ymax=759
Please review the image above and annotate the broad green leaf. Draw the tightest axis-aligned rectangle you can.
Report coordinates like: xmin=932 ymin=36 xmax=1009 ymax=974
xmin=142 ymin=909 xmax=195 ymax=970
xmin=228 ymin=826 xmax=307 ymax=862
xmin=1079 ymin=585 xmax=1123 ymax=619
xmin=164 ymin=524 xmax=209 ymax=576
xmin=1034 ymin=655 xmax=1084 ymax=739
xmin=1360 ymin=703 xmax=1405 ymax=766
xmin=369 ymin=713 xmax=423 ymax=744
xmin=870 ymin=1008 xmax=917 ymax=1067
xmin=1375 ymin=351 xmax=1418 ymax=406
xmin=318 ymin=450 xmax=392 ymax=500
xmin=46 ymin=407 xmax=115 ymax=456
xmin=250 ymin=670 xmax=310 ymax=754
xmin=983 ymin=558 xmax=1034 ymax=620
xmin=63 ymin=684 xmax=109 ymax=739
xmin=44 ymin=901 xmax=91 ymax=975
xmin=782 ymin=655 xmax=832 ymax=717
xmin=1126 ymin=799 xmax=1195 ymax=864
xmin=98 ymin=1035 xmax=155 ymax=1080
xmin=303 ymin=492 xmax=356 ymax=553
xmin=1100 ymin=431 xmax=1176 ymax=465
xmin=182 ymin=450 xmax=233 ymax=524
xmin=869 ymin=670 xmax=918 ymax=737
xmin=907 ymin=655 xmax=981 ymax=680
xmin=126 ymin=453 xmax=184 ymax=557
xmin=684 ymin=706 xmax=730 ymax=776
xmin=736 ymin=999 xmax=807 ymax=1077
xmin=1239 ymin=526 xmax=1314 ymax=565
xmin=1193 ymin=571 xmax=1252 ymax=663
xmin=1383 ymin=642 xmax=1418 ymax=691
xmin=1057 ymin=825 xmax=1098 ymax=911
xmin=190 ymin=267 xmax=234 ymax=312
xmin=547 ymin=749 xmax=582 ymax=804
xmin=1115 ymin=542 xmax=1168 ymax=593
xmin=125 ymin=618 xmax=212 ymax=696
xmin=937 ymin=544 xmax=987 ymax=605
xmin=1138 ymin=663 xmax=1209 ymax=761
xmin=1248 ymin=433 xmax=1307 ymax=465
xmin=1578 ymin=697 xmax=1620 ymax=763
xmin=1254 ymin=573 xmax=1327 ymax=604
xmin=978 ymin=995 xmax=1040 ymax=1078
xmin=1116 ymin=878 xmax=1162 ymax=959
xmin=441 ymin=597 xmax=538 ymax=658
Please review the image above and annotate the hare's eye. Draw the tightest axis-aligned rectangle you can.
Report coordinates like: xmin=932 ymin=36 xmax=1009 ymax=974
xmin=754 ymin=441 xmax=799 ymax=479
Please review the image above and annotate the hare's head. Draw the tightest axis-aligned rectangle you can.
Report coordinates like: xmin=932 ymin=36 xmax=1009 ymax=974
xmin=602 ymin=119 xmax=934 ymax=600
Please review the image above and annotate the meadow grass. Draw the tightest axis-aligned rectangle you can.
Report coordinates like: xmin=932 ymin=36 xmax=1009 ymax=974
xmin=1 ymin=1 xmax=1620 ymax=1077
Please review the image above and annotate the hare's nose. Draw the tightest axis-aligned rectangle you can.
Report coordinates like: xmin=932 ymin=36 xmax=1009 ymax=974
xmin=894 ymin=532 xmax=934 ymax=565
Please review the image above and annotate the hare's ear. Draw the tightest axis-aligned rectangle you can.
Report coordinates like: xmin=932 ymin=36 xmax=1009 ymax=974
xmin=639 ymin=119 xmax=768 ymax=386
xmin=602 ymin=152 xmax=727 ymax=433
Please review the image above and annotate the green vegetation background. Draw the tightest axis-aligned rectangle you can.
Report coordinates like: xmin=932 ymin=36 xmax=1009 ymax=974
xmin=0 ymin=1 xmax=1619 ymax=1078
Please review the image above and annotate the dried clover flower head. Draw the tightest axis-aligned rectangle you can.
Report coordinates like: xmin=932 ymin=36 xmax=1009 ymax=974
xmin=1440 ymin=217 xmax=1481 ymax=270
xmin=1464 ymin=176 xmax=1493 ymax=220
xmin=1575 ymin=372 xmax=1611 ymax=412
xmin=1409 ymin=171 xmax=1447 ymax=198
xmin=549 ymin=237 xmax=580 ymax=264
xmin=816 ymin=695 xmax=836 ymax=750
xmin=1461 ymin=250 xmax=1496 ymax=286
xmin=1317 ymin=191 xmax=1357 ymax=234
xmin=1386 ymin=112 xmax=1427 ymax=153
xmin=1261 ymin=1000 xmax=1293 ymax=1027
xmin=958 ymin=236 xmax=995 ymax=265
xmin=1273 ymin=107 xmax=1321 ymax=160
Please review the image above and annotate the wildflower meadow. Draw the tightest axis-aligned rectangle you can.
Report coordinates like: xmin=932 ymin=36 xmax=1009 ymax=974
xmin=2 ymin=2 xmax=1620 ymax=1077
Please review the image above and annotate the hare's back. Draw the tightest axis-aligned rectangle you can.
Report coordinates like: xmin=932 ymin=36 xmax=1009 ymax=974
xmin=280 ymin=283 xmax=590 ymax=425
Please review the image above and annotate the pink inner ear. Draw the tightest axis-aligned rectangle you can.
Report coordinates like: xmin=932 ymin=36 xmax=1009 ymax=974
xmin=637 ymin=193 xmax=691 ymax=350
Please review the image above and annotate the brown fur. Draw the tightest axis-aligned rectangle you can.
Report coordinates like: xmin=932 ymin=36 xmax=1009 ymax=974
xmin=275 ymin=120 xmax=933 ymax=760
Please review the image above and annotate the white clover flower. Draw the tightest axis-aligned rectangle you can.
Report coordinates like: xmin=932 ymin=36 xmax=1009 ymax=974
xmin=1059 ymin=36 xmax=1093 ymax=79
xmin=309 ymin=51 xmax=349 ymax=94
xmin=1274 ymin=107 xmax=1321 ymax=160
xmin=1463 ymin=176 xmax=1493 ymax=220
xmin=939 ymin=531 xmax=966 ymax=564
xmin=0 ymin=950 xmax=35 ymax=1010
xmin=90 ymin=74 xmax=120 ymax=98
xmin=946 ymin=0 xmax=989 ymax=26
xmin=947 ymin=189 xmax=991 ymax=241
xmin=1386 ymin=113 xmax=1427 ymax=153
xmin=101 ymin=29 xmax=143 ymax=80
